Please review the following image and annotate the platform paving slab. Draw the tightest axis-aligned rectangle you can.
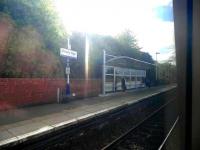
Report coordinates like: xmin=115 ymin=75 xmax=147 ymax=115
xmin=7 ymin=122 xmax=48 ymax=137
xmin=0 ymin=131 xmax=14 ymax=141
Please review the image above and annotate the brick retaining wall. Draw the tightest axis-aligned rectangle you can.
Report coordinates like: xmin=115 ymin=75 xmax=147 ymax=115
xmin=0 ymin=78 xmax=101 ymax=111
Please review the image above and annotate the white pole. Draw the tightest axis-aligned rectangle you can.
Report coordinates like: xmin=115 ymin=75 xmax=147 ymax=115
xmin=67 ymin=37 xmax=71 ymax=85
xmin=113 ymin=67 xmax=116 ymax=92
xmin=155 ymin=52 xmax=160 ymax=81
xmin=67 ymin=38 xmax=71 ymax=50
xmin=129 ymin=70 xmax=131 ymax=89
xmin=85 ymin=33 xmax=90 ymax=79
xmin=102 ymin=50 xmax=106 ymax=95
xmin=156 ymin=53 xmax=158 ymax=81
xmin=66 ymin=37 xmax=71 ymax=95
xmin=57 ymin=88 xmax=60 ymax=103
xmin=135 ymin=75 xmax=137 ymax=88
xmin=67 ymin=59 xmax=69 ymax=84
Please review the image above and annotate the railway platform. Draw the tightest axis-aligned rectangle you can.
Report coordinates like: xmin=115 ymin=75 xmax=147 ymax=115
xmin=0 ymin=84 xmax=176 ymax=148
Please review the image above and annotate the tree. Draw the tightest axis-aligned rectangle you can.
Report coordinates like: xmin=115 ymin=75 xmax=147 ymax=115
xmin=0 ymin=0 xmax=66 ymax=54
xmin=88 ymin=32 xmax=154 ymax=78
xmin=117 ymin=29 xmax=141 ymax=50
xmin=157 ymin=62 xmax=176 ymax=84
xmin=0 ymin=0 xmax=155 ymax=79
xmin=168 ymin=51 xmax=176 ymax=65
xmin=0 ymin=0 xmax=66 ymax=77
xmin=1 ymin=25 xmax=63 ymax=77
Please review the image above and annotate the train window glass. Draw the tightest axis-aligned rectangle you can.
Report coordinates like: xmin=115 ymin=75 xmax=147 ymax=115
xmin=0 ymin=0 xmax=179 ymax=149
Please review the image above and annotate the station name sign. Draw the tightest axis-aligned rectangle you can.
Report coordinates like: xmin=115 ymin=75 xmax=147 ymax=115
xmin=60 ymin=48 xmax=77 ymax=59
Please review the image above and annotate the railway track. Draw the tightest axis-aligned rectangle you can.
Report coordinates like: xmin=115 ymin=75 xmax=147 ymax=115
xmin=6 ymin=89 xmax=176 ymax=150
xmin=101 ymin=100 xmax=178 ymax=150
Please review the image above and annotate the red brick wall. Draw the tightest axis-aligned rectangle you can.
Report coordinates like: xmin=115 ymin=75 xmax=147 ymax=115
xmin=71 ymin=79 xmax=102 ymax=98
xmin=0 ymin=78 xmax=101 ymax=111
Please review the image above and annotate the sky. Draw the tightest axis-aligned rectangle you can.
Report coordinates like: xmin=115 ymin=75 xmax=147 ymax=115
xmin=54 ymin=0 xmax=175 ymax=62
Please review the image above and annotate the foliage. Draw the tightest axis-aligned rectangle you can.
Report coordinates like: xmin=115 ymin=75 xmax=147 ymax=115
xmin=70 ymin=32 xmax=86 ymax=78
xmin=0 ymin=13 xmax=14 ymax=74
xmin=0 ymin=1 xmax=155 ymax=79
xmin=157 ymin=62 xmax=176 ymax=84
xmin=156 ymin=51 xmax=176 ymax=84
xmin=1 ymin=25 xmax=63 ymax=77
xmin=117 ymin=29 xmax=140 ymax=50
xmin=57 ymin=31 xmax=155 ymax=79
xmin=167 ymin=51 xmax=176 ymax=65
xmin=0 ymin=0 xmax=66 ymax=77
xmin=0 ymin=0 xmax=66 ymax=53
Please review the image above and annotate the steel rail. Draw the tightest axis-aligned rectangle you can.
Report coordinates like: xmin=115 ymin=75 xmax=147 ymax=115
xmin=158 ymin=116 xmax=179 ymax=150
xmin=101 ymin=99 xmax=175 ymax=150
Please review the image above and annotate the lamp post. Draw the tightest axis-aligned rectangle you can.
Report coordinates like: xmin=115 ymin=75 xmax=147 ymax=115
xmin=156 ymin=52 xmax=160 ymax=81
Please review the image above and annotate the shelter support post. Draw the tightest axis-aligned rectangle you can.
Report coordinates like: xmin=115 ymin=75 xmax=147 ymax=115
xmin=102 ymin=50 xmax=106 ymax=95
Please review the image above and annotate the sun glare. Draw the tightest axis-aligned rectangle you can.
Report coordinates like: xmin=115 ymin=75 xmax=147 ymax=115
xmin=54 ymin=0 xmax=174 ymax=61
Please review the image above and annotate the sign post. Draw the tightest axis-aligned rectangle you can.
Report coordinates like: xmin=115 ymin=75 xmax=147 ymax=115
xmin=66 ymin=58 xmax=70 ymax=95
xmin=60 ymin=38 xmax=77 ymax=96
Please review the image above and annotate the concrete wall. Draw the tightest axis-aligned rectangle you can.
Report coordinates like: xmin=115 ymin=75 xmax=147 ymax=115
xmin=0 ymin=78 xmax=101 ymax=111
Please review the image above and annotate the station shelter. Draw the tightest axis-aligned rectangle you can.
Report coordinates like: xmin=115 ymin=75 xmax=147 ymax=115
xmin=105 ymin=66 xmax=146 ymax=92
xmin=102 ymin=51 xmax=155 ymax=94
